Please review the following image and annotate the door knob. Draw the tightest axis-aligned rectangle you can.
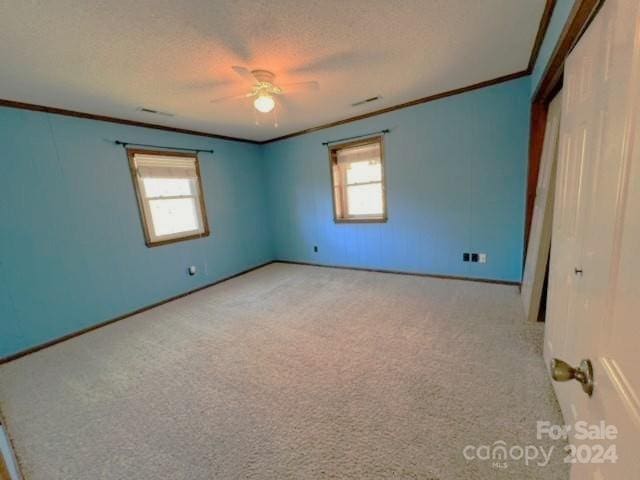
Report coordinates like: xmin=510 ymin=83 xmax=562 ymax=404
xmin=550 ymin=358 xmax=594 ymax=396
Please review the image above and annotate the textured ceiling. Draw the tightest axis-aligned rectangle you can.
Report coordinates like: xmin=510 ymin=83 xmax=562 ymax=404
xmin=0 ymin=0 xmax=545 ymax=142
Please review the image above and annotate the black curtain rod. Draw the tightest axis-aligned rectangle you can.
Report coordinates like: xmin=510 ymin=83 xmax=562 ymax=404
xmin=115 ymin=140 xmax=214 ymax=154
xmin=322 ymin=129 xmax=389 ymax=146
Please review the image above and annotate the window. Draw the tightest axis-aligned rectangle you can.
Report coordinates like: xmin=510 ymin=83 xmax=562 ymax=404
xmin=329 ymin=136 xmax=387 ymax=222
xmin=128 ymin=150 xmax=209 ymax=246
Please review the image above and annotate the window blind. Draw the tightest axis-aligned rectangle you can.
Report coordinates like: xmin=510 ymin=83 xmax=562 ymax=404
xmin=134 ymin=154 xmax=198 ymax=179
xmin=336 ymin=143 xmax=381 ymax=165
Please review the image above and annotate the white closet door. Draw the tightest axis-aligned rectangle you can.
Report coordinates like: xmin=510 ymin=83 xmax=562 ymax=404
xmin=544 ymin=0 xmax=640 ymax=477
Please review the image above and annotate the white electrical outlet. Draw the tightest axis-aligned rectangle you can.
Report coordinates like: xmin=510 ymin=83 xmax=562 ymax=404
xmin=478 ymin=253 xmax=487 ymax=264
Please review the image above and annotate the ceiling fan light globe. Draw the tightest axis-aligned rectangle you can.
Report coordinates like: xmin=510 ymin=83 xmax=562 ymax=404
xmin=254 ymin=94 xmax=275 ymax=113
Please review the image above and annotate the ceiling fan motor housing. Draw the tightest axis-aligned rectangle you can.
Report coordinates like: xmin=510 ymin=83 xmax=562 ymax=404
xmin=248 ymin=70 xmax=281 ymax=96
xmin=251 ymin=69 xmax=275 ymax=84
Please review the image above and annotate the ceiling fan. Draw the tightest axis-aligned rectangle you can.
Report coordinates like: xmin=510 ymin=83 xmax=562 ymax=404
xmin=210 ymin=66 xmax=319 ymax=114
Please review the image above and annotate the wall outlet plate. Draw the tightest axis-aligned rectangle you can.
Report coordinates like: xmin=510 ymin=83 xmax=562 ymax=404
xmin=471 ymin=253 xmax=479 ymax=262
xmin=478 ymin=253 xmax=487 ymax=264
xmin=188 ymin=265 xmax=197 ymax=276
xmin=463 ymin=253 xmax=470 ymax=262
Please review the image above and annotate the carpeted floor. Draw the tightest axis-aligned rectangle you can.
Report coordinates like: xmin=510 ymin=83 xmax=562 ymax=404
xmin=0 ymin=263 xmax=568 ymax=479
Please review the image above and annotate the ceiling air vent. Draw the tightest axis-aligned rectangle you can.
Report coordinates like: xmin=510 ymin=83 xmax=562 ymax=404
xmin=351 ymin=96 xmax=382 ymax=107
xmin=136 ymin=107 xmax=174 ymax=117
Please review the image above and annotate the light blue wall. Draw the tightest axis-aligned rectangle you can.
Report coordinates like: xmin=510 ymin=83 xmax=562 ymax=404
xmin=531 ymin=0 xmax=576 ymax=96
xmin=0 ymin=108 xmax=273 ymax=358
xmin=264 ymin=77 xmax=530 ymax=283
xmin=1 ymin=75 xmax=532 ymax=358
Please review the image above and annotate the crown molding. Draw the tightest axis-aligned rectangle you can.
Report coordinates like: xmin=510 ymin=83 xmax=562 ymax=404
xmin=527 ymin=0 xmax=557 ymax=73
xmin=0 ymin=70 xmax=529 ymax=146
xmin=0 ymin=98 xmax=261 ymax=144
xmin=261 ymin=70 xmax=530 ymax=144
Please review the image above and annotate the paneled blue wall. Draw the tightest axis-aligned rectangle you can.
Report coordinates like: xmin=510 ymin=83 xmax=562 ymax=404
xmin=263 ymin=77 xmax=530 ymax=283
xmin=0 ymin=108 xmax=273 ymax=358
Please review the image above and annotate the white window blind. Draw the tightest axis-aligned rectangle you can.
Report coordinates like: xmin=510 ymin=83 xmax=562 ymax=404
xmin=135 ymin=155 xmax=198 ymax=179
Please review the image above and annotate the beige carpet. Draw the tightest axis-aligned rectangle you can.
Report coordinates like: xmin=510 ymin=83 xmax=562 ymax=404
xmin=0 ymin=263 xmax=568 ymax=479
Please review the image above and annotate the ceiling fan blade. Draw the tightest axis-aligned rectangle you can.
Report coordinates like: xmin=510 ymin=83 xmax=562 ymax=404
xmin=232 ymin=66 xmax=258 ymax=84
xmin=210 ymin=92 xmax=252 ymax=103
xmin=279 ymin=81 xmax=319 ymax=93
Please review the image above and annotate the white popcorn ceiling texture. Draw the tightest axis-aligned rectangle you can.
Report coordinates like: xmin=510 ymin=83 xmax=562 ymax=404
xmin=0 ymin=0 xmax=545 ymax=141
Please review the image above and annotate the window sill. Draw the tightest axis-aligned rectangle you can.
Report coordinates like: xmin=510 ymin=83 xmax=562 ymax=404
xmin=145 ymin=231 xmax=210 ymax=247
xmin=334 ymin=217 xmax=387 ymax=224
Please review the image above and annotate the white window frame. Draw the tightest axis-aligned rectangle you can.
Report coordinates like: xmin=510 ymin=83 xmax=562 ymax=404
xmin=127 ymin=149 xmax=210 ymax=247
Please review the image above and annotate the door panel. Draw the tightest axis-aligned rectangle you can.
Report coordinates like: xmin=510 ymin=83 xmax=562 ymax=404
xmin=544 ymin=0 xmax=640 ymax=477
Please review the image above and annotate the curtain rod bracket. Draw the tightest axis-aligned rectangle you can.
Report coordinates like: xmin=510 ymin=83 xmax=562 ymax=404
xmin=115 ymin=140 xmax=214 ymax=154
xmin=322 ymin=129 xmax=389 ymax=146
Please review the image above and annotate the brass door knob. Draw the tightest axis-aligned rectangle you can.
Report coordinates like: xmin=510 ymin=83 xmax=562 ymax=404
xmin=550 ymin=358 xmax=594 ymax=396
